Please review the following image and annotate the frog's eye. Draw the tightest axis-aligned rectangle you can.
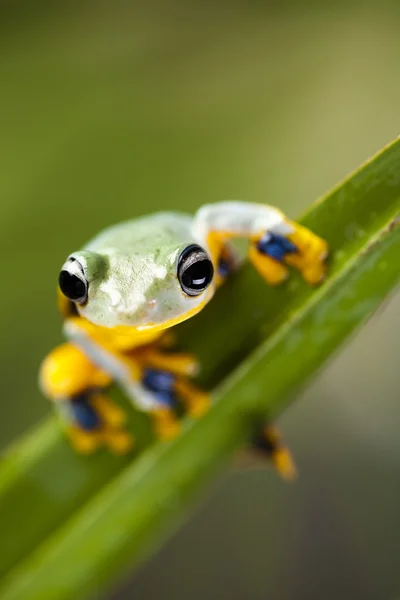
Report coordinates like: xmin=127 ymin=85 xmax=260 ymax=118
xmin=178 ymin=244 xmax=214 ymax=296
xmin=59 ymin=258 xmax=88 ymax=305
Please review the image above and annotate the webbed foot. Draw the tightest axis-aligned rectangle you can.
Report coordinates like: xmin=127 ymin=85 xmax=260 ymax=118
xmin=60 ymin=391 xmax=133 ymax=455
xmin=249 ymin=222 xmax=328 ymax=286
xmin=138 ymin=345 xmax=210 ymax=440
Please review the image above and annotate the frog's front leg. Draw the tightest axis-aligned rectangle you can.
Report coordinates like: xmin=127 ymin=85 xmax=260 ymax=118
xmin=250 ymin=221 xmax=328 ymax=285
xmin=40 ymin=343 xmax=133 ymax=454
xmin=64 ymin=319 xmax=208 ymax=442
xmin=194 ymin=201 xmax=328 ymax=285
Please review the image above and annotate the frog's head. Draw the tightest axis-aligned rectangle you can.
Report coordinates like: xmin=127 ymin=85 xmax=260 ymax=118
xmin=58 ymin=243 xmax=215 ymax=331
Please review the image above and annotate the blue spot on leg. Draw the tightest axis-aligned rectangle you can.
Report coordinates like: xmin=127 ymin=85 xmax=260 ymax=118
xmin=257 ymin=232 xmax=298 ymax=261
xmin=69 ymin=393 xmax=101 ymax=431
xmin=142 ymin=368 xmax=179 ymax=408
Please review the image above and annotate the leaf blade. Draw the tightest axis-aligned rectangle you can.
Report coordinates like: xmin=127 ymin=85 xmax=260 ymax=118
xmin=0 ymin=139 xmax=399 ymax=598
xmin=2 ymin=216 xmax=399 ymax=600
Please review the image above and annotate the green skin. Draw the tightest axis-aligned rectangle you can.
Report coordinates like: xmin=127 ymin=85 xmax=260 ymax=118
xmin=48 ymin=201 xmax=316 ymax=446
xmin=58 ymin=202 xmax=294 ymax=410
xmin=66 ymin=212 xmax=215 ymax=330
xmin=62 ymin=201 xmax=290 ymax=331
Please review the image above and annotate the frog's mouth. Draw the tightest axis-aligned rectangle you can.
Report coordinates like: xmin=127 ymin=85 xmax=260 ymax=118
xmin=98 ymin=286 xmax=215 ymax=335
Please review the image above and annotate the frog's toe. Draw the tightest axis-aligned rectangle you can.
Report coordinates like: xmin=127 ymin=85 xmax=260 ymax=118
xmin=67 ymin=425 xmax=102 ymax=454
xmin=285 ymin=221 xmax=329 ymax=285
xmin=91 ymin=393 xmax=127 ymax=427
xmin=103 ymin=428 xmax=134 ymax=454
xmin=140 ymin=349 xmax=200 ymax=378
xmin=174 ymin=379 xmax=210 ymax=417
xmin=249 ymin=245 xmax=289 ymax=285
xmin=151 ymin=407 xmax=181 ymax=439
xmin=251 ymin=423 xmax=298 ymax=481
xmin=249 ymin=222 xmax=328 ymax=287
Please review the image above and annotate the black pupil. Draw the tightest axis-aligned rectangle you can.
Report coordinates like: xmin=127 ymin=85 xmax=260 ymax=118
xmin=182 ymin=259 xmax=213 ymax=291
xmin=59 ymin=270 xmax=86 ymax=301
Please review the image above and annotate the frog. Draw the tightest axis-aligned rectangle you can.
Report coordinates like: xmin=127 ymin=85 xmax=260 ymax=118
xmin=40 ymin=201 xmax=328 ymax=478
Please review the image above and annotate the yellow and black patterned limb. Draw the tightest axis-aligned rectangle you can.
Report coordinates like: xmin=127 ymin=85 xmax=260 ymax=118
xmin=63 ymin=390 xmax=133 ymax=455
xmin=195 ymin=202 xmax=328 ymax=286
xmin=40 ymin=343 xmax=133 ymax=454
xmin=249 ymin=222 xmax=328 ymax=286
xmin=139 ymin=360 xmax=210 ymax=435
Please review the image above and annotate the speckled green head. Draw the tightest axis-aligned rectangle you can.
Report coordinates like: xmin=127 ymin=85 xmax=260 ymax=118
xmin=58 ymin=212 xmax=215 ymax=330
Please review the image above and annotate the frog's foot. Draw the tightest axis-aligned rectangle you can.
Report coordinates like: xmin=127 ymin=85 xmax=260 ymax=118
xmin=250 ymin=423 xmax=297 ymax=481
xmin=60 ymin=391 xmax=133 ymax=455
xmin=249 ymin=222 xmax=328 ymax=286
xmin=141 ymin=366 xmax=210 ymax=439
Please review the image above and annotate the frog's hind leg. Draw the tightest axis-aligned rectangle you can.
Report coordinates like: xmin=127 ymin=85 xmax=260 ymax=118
xmin=138 ymin=364 xmax=210 ymax=439
xmin=135 ymin=345 xmax=210 ymax=419
xmin=246 ymin=422 xmax=297 ymax=481
xmin=124 ymin=342 xmax=210 ymax=439
xmin=40 ymin=343 xmax=133 ymax=454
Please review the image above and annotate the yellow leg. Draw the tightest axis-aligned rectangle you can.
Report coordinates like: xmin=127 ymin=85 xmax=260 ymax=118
xmin=103 ymin=428 xmax=134 ymax=454
xmin=174 ymin=379 xmax=210 ymax=417
xmin=263 ymin=425 xmax=298 ymax=481
xmin=91 ymin=395 xmax=134 ymax=454
xmin=246 ymin=423 xmax=297 ymax=480
xmin=41 ymin=343 xmax=136 ymax=455
xmin=248 ymin=245 xmax=289 ymax=285
xmin=40 ymin=343 xmax=112 ymax=399
xmin=248 ymin=222 xmax=328 ymax=286
xmin=285 ymin=221 xmax=328 ymax=285
xmin=151 ymin=407 xmax=180 ymax=440
xmin=91 ymin=394 xmax=127 ymax=427
xmin=67 ymin=426 xmax=102 ymax=454
xmin=137 ymin=348 xmax=199 ymax=378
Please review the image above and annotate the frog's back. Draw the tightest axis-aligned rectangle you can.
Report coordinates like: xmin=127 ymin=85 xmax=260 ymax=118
xmin=84 ymin=212 xmax=194 ymax=255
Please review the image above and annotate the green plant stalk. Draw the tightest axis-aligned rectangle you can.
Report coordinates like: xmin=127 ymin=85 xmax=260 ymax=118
xmin=0 ymin=139 xmax=399 ymax=596
xmin=1 ymin=210 xmax=399 ymax=600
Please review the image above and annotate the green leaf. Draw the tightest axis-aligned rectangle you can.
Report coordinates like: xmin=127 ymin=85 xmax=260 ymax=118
xmin=0 ymin=140 xmax=399 ymax=599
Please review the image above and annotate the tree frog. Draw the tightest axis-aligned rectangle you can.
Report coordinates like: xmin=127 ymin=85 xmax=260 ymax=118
xmin=40 ymin=201 xmax=328 ymax=477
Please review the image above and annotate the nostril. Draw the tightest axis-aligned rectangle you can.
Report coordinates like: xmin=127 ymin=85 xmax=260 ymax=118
xmin=108 ymin=290 xmax=122 ymax=308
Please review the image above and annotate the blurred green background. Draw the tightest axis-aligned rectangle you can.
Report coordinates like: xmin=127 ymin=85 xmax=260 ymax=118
xmin=0 ymin=1 xmax=399 ymax=598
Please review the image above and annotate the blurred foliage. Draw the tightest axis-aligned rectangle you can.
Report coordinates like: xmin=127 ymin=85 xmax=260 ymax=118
xmin=0 ymin=1 xmax=399 ymax=599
